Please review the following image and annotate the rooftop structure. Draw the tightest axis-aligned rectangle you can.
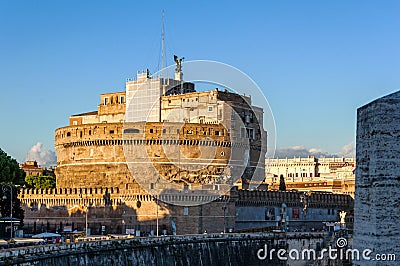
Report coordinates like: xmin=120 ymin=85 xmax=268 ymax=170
xmin=266 ymin=157 xmax=355 ymax=197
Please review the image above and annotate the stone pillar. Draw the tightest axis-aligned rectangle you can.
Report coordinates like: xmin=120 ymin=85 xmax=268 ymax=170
xmin=353 ymin=91 xmax=400 ymax=265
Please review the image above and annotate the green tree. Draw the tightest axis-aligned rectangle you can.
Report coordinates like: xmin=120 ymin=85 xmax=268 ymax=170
xmin=0 ymin=148 xmax=26 ymax=230
xmin=25 ymin=175 xmax=56 ymax=189
xmin=0 ymin=148 xmax=25 ymax=185
xmin=0 ymin=185 xmax=24 ymax=227
xmin=279 ymin=174 xmax=286 ymax=191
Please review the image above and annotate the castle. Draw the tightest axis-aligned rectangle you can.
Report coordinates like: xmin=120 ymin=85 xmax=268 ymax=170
xmin=17 ymin=60 xmax=353 ymax=236
xmin=18 ymin=60 xmax=268 ymax=235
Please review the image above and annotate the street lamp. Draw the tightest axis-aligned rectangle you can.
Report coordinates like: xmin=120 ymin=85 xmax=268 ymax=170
xmin=85 ymin=205 xmax=88 ymax=236
xmin=80 ymin=194 xmax=89 ymax=236
xmin=222 ymin=195 xmax=230 ymax=233
xmin=2 ymin=184 xmax=13 ymax=239
xmin=150 ymin=182 xmax=159 ymax=236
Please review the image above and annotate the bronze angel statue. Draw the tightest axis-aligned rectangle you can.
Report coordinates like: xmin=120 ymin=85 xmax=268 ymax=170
xmin=174 ymin=55 xmax=184 ymax=72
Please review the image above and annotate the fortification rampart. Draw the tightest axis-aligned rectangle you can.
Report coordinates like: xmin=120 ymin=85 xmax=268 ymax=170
xmin=55 ymin=122 xmax=262 ymax=188
xmin=236 ymin=190 xmax=353 ymax=209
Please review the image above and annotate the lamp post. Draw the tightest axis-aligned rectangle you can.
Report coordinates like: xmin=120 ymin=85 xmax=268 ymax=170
xmin=150 ymin=182 xmax=159 ymax=236
xmin=222 ymin=195 xmax=230 ymax=233
xmin=156 ymin=197 xmax=159 ymax=237
xmin=80 ymin=194 xmax=89 ymax=236
xmin=2 ymin=185 xmax=13 ymax=239
xmin=85 ymin=205 xmax=88 ymax=236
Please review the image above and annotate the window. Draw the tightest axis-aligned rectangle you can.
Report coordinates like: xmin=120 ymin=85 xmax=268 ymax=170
xmin=150 ymin=129 xmax=154 ymax=133
xmin=104 ymin=97 xmax=109 ymax=105
xmin=67 ymin=132 xmax=71 ymax=137
xmin=241 ymin=127 xmax=254 ymax=139
xmin=72 ymin=120 xmax=78 ymax=126
xmin=120 ymin=96 xmax=125 ymax=104
xmin=124 ymin=128 xmax=139 ymax=134
xmin=208 ymin=106 xmax=213 ymax=112
xmin=247 ymin=128 xmax=254 ymax=140
xmin=184 ymin=207 xmax=188 ymax=216
xmin=162 ymin=129 xmax=166 ymax=134
xmin=110 ymin=130 xmax=115 ymax=134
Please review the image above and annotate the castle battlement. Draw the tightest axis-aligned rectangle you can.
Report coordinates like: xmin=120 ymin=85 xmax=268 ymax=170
xmin=236 ymin=189 xmax=353 ymax=208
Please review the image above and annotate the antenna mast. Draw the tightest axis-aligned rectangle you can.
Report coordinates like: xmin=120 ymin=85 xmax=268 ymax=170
xmin=161 ymin=10 xmax=165 ymax=82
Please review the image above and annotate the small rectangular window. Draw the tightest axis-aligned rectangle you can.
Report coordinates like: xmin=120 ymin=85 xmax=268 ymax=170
xmin=110 ymin=130 xmax=115 ymax=134
xmin=208 ymin=106 xmax=213 ymax=112
xmin=104 ymin=97 xmax=109 ymax=105
xmin=150 ymin=129 xmax=154 ymax=133
xmin=184 ymin=207 xmax=188 ymax=216
xmin=72 ymin=120 xmax=78 ymax=126
xmin=120 ymin=96 xmax=125 ymax=104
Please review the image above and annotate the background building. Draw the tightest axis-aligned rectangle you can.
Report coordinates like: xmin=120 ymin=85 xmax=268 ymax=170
xmin=20 ymin=161 xmax=55 ymax=177
xmin=266 ymin=157 xmax=355 ymax=197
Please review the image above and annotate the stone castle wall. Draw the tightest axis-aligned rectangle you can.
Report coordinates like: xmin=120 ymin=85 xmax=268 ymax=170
xmin=19 ymin=188 xmax=352 ymax=235
xmin=55 ymin=121 xmax=261 ymax=189
xmin=19 ymin=187 xmax=236 ymax=235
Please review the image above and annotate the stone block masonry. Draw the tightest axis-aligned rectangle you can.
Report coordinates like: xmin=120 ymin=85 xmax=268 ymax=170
xmin=353 ymin=91 xmax=400 ymax=265
xmin=0 ymin=233 xmax=326 ymax=266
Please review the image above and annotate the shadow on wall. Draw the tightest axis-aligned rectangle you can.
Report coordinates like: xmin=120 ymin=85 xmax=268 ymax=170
xmin=20 ymin=190 xmax=172 ymax=236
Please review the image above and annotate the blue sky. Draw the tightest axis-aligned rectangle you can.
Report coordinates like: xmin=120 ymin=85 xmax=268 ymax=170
xmin=0 ymin=0 xmax=399 ymax=163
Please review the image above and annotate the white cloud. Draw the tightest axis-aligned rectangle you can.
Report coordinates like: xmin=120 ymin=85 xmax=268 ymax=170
xmin=274 ymin=143 xmax=356 ymax=158
xmin=338 ymin=142 xmax=355 ymax=158
xmin=275 ymin=146 xmax=333 ymax=158
xmin=25 ymin=142 xmax=57 ymax=167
